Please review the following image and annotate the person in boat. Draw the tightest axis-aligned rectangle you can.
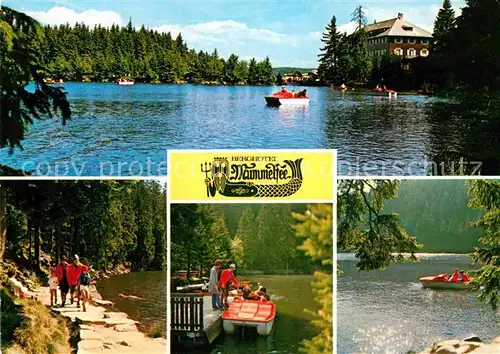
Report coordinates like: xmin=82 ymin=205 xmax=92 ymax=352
xmin=281 ymin=86 xmax=288 ymax=93
xmin=209 ymin=259 xmax=224 ymax=310
xmin=458 ymin=270 xmax=470 ymax=282
xmin=218 ymin=263 xmax=240 ymax=308
xmin=340 ymin=83 xmax=347 ymax=91
xmin=242 ymin=285 xmax=260 ymax=300
xmin=448 ymin=269 xmax=460 ymax=282
xmin=297 ymin=89 xmax=307 ymax=98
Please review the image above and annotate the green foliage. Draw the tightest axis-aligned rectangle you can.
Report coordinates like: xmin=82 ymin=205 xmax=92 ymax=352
xmin=384 ymin=180 xmax=482 ymax=253
xmin=2 ymin=180 xmax=166 ymax=271
xmin=0 ymin=6 xmax=71 ymax=152
xmin=433 ymin=0 xmax=455 ymax=49
xmin=338 ymin=180 xmax=420 ymax=271
xmin=318 ymin=16 xmax=342 ymax=83
xmin=170 ymin=204 xmax=317 ymax=275
xmin=467 ymin=180 xmax=500 ymax=310
xmin=292 ymin=204 xmax=333 ymax=354
xmin=3 ymin=8 xmax=274 ymax=86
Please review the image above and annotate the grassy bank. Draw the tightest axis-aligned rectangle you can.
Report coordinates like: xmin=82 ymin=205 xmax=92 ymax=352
xmin=0 ymin=289 xmax=71 ymax=354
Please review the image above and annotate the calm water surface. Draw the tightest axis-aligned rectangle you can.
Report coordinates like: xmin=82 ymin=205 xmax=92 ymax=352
xmin=173 ymin=275 xmax=319 ymax=354
xmin=2 ymin=83 xmax=499 ymax=176
xmin=97 ymin=271 xmax=166 ymax=336
xmin=338 ymin=254 xmax=499 ymax=354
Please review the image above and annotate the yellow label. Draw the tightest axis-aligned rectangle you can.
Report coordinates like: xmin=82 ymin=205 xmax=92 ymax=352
xmin=168 ymin=150 xmax=335 ymax=201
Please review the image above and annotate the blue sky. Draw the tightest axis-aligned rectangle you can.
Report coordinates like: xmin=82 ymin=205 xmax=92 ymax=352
xmin=9 ymin=0 xmax=464 ymax=67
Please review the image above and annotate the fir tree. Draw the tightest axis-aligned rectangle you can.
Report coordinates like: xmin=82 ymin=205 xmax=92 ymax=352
xmin=433 ymin=0 xmax=455 ymax=49
xmin=318 ymin=16 xmax=341 ymax=83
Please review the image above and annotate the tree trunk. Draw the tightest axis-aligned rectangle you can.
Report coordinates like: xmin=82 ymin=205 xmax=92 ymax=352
xmin=56 ymin=228 xmax=61 ymax=262
xmin=0 ymin=185 xmax=6 ymax=261
xmin=34 ymin=219 xmax=40 ymax=268
xmin=74 ymin=218 xmax=80 ymax=256
xmin=28 ymin=218 xmax=33 ymax=262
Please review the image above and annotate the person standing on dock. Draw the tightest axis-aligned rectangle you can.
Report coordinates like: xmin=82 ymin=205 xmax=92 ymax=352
xmin=219 ymin=263 xmax=240 ymax=308
xmin=209 ymin=259 xmax=224 ymax=311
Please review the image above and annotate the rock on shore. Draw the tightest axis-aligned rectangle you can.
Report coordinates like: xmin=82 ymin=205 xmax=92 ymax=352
xmin=34 ymin=286 xmax=166 ymax=353
xmin=418 ymin=336 xmax=500 ymax=354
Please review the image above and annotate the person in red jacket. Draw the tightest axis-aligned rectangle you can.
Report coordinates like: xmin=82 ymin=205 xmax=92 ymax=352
xmin=218 ymin=263 xmax=240 ymax=308
xmin=459 ymin=270 xmax=470 ymax=282
xmin=56 ymin=256 xmax=69 ymax=306
xmin=448 ymin=269 xmax=460 ymax=282
xmin=67 ymin=255 xmax=83 ymax=307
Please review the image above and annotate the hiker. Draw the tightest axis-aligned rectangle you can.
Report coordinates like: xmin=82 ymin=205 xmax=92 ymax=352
xmin=209 ymin=259 xmax=224 ymax=310
xmin=48 ymin=262 xmax=59 ymax=306
xmin=7 ymin=269 xmax=28 ymax=298
xmin=219 ymin=263 xmax=240 ymax=308
xmin=67 ymin=255 xmax=83 ymax=307
xmin=56 ymin=256 xmax=70 ymax=306
xmin=77 ymin=265 xmax=91 ymax=312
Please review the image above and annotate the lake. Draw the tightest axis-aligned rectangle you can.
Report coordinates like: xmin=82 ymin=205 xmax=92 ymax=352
xmin=97 ymin=271 xmax=166 ymax=336
xmin=2 ymin=83 xmax=498 ymax=176
xmin=338 ymin=254 xmax=499 ymax=354
xmin=172 ymin=274 xmax=320 ymax=353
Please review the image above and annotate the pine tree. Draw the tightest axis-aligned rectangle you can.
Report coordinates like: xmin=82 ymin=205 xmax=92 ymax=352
xmin=351 ymin=6 xmax=367 ymax=32
xmin=318 ymin=16 xmax=341 ymax=83
xmin=467 ymin=180 xmax=500 ymax=309
xmin=433 ymin=0 xmax=455 ymax=49
xmin=293 ymin=204 xmax=333 ymax=353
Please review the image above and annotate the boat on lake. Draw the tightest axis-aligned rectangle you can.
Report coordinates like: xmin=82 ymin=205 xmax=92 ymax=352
xmin=222 ymin=299 xmax=276 ymax=336
xmin=116 ymin=78 xmax=135 ymax=86
xmin=265 ymin=89 xmax=309 ymax=106
xmin=364 ymin=88 xmax=397 ymax=98
xmin=419 ymin=274 xmax=469 ymax=290
xmin=45 ymin=78 xmax=64 ymax=86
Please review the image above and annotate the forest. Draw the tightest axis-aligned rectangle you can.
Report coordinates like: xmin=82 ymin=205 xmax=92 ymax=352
xmin=318 ymin=0 xmax=500 ymax=99
xmin=0 ymin=180 xmax=166 ymax=272
xmin=170 ymin=203 xmax=330 ymax=276
xmin=385 ymin=180 xmax=482 ymax=253
xmin=25 ymin=18 xmax=275 ymax=85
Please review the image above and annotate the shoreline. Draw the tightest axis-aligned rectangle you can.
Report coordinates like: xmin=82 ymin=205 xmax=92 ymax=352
xmin=417 ymin=336 xmax=500 ymax=354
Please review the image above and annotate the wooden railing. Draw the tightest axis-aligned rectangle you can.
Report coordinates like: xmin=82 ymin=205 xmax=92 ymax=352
xmin=171 ymin=293 xmax=204 ymax=334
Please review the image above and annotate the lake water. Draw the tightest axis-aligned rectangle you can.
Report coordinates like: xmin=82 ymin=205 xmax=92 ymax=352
xmin=172 ymin=274 xmax=320 ymax=353
xmin=2 ymin=83 xmax=498 ymax=176
xmin=97 ymin=271 xmax=166 ymax=336
xmin=338 ymin=254 xmax=499 ymax=354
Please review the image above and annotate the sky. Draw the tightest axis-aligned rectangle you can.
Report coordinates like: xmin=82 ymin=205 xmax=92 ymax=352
xmin=7 ymin=0 xmax=465 ymax=67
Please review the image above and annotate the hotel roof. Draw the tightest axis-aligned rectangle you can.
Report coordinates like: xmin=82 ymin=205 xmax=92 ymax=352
xmin=363 ymin=14 xmax=433 ymax=39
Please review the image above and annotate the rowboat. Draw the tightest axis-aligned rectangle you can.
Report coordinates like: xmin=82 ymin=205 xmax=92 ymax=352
xmin=364 ymin=89 xmax=397 ymax=98
xmin=222 ymin=299 xmax=276 ymax=336
xmin=265 ymin=91 xmax=309 ymax=106
xmin=116 ymin=79 xmax=134 ymax=86
xmin=419 ymin=274 xmax=469 ymax=290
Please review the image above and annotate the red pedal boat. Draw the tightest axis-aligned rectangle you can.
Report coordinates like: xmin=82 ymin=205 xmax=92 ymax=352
xmin=221 ymin=299 xmax=276 ymax=336
xmin=364 ymin=88 xmax=397 ymax=97
xmin=265 ymin=90 xmax=309 ymax=106
xmin=419 ymin=274 xmax=469 ymax=290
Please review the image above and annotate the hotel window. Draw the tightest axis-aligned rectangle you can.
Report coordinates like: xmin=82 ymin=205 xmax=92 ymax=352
xmin=394 ymin=48 xmax=403 ymax=56
xmin=394 ymin=37 xmax=402 ymax=43
xmin=408 ymin=48 xmax=416 ymax=57
xmin=420 ymin=48 xmax=429 ymax=57
xmin=409 ymin=38 xmax=416 ymax=44
xmin=422 ymin=39 xmax=429 ymax=44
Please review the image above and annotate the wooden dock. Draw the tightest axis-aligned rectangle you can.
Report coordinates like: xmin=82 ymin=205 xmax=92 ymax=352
xmin=171 ymin=293 xmax=222 ymax=345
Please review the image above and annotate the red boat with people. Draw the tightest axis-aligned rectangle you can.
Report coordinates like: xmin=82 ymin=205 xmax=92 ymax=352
xmin=265 ymin=87 xmax=309 ymax=106
xmin=365 ymin=84 xmax=397 ymax=97
xmin=222 ymin=298 xmax=276 ymax=336
xmin=419 ymin=270 xmax=470 ymax=290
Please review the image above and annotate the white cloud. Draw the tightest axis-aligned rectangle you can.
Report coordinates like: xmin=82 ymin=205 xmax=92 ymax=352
xmin=27 ymin=6 xmax=124 ymax=28
xmin=153 ymin=20 xmax=289 ymax=46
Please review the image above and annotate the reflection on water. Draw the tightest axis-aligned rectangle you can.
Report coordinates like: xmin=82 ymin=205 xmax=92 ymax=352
xmin=172 ymin=275 xmax=319 ymax=354
xmin=2 ymin=83 xmax=499 ymax=176
xmin=338 ymin=254 xmax=498 ymax=354
xmin=97 ymin=271 xmax=166 ymax=336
